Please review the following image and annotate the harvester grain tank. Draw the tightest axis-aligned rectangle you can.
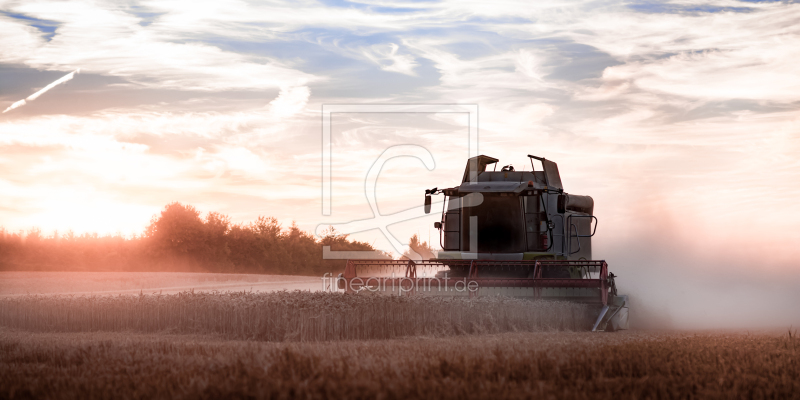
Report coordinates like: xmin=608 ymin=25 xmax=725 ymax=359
xmin=338 ymin=154 xmax=628 ymax=332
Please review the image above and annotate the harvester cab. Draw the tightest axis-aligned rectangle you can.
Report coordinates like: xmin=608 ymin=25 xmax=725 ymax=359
xmin=338 ymin=154 xmax=628 ymax=332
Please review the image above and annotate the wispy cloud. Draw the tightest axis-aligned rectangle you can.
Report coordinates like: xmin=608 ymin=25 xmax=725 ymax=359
xmin=3 ymin=68 xmax=79 ymax=113
xmin=361 ymin=43 xmax=419 ymax=75
xmin=0 ymin=2 xmax=316 ymax=91
xmin=269 ymin=86 xmax=311 ymax=118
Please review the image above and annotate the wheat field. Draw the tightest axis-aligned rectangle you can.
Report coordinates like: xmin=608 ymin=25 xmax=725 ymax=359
xmin=0 ymin=291 xmax=595 ymax=341
xmin=1 ymin=290 xmax=797 ymax=399
xmin=1 ymin=328 xmax=797 ymax=399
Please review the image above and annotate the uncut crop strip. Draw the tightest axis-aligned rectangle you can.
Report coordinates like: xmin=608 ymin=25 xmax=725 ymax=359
xmin=0 ymin=291 xmax=594 ymax=341
xmin=3 ymin=330 xmax=798 ymax=399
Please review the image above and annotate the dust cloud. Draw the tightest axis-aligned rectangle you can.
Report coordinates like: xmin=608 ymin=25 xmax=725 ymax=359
xmin=595 ymin=208 xmax=800 ymax=330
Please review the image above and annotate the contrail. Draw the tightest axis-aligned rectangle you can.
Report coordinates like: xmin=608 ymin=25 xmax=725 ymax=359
xmin=3 ymin=68 xmax=81 ymax=113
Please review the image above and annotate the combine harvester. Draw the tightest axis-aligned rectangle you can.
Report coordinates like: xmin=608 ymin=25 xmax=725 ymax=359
xmin=338 ymin=155 xmax=628 ymax=332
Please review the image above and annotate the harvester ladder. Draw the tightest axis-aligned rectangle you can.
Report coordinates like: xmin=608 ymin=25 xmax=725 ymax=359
xmin=550 ymin=213 xmax=565 ymax=256
xmin=566 ymin=215 xmax=598 ymax=255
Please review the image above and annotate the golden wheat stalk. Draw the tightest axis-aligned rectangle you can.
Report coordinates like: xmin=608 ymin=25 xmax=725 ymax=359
xmin=0 ymin=291 xmax=594 ymax=341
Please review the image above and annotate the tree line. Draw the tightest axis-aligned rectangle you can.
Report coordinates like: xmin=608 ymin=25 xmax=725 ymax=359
xmin=0 ymin=202 xmax=434 ymax=275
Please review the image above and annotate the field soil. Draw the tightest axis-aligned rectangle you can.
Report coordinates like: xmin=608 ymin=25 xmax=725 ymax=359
xmin=2 ymin=328 xmax=798 ymax=399
xmin=0 ymin=271 xmax=321 ymax=296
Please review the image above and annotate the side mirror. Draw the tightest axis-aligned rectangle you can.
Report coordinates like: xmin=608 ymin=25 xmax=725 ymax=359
xmin=557 ymin=194 xmax=567 ymax=214
xmin=433 ymin=221 xmax=442 ymax=229
xmin=424 ymin=195 xmax=432 ymax=214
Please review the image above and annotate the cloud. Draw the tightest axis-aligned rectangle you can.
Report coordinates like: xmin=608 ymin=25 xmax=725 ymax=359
xmin=0 ymin=108 xmax=323 ymax=234
xmin=514 ymin=49 xmax=543 ymax=81
xmin=361 ymin=43 xmax=419 ymax=75
xmin=269 ymin=86 xmax=311 ymax=118
xmin=0 ymin=14 xmax=45 ymax=63
xmin=3 ymin=68 xmax=80 ymax=113
xmin=557 ymin=2 xmax=800 ymax=102
xmin=0 ymin=1 xmax=317 ymax=91
xmin=603 ymin=45 xmax=800 ymax=101
xmin=195 ymin=146 xmax=271 ymax=178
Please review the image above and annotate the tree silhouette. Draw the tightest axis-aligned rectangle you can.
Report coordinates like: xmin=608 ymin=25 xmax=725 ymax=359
xmin=146 ymin=203 xmax=205 ymax=254
xmin=0 ymin=202 xmax=395 ymax=274
xmin=402 ymin=234 xmax=437 ymax=261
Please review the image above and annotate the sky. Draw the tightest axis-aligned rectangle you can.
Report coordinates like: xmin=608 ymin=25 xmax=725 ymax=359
xmin=1 ymin=0 xmax=800 ymax=326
